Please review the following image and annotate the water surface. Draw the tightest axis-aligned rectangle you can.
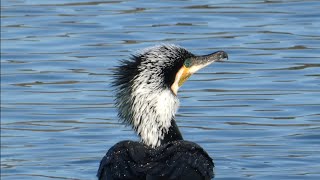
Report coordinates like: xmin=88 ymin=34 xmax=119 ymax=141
xmin=1 ymin=0 xmax=320 ymax=179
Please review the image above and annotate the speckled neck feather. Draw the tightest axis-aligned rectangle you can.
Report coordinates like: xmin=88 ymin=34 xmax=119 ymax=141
xmin=113 ymin=45 xmax=194 ymax=147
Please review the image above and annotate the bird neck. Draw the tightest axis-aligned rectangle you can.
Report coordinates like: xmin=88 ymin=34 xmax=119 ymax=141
xmin=161 ymin=119 xmax=183 ymax=145
xmin=129 ymin=87 xmax=183 ymax=147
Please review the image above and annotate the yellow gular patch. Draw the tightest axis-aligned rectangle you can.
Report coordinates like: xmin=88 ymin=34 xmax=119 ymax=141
xmin=178 ymin=66 xmax=191 ymax=87
xmin=171 ymin=66 xmax=191 ymax=95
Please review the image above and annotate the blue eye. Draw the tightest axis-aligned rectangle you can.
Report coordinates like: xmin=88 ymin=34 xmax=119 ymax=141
xmin=184 ymin=59 xmax=191 ymax=68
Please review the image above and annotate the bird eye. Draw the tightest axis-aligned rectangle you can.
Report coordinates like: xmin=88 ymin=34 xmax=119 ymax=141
xmin=184 ymin=59 xmax=191 ymax=68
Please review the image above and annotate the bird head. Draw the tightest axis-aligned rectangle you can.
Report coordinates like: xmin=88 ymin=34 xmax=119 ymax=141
xmin=113 ymin=45 xmax=228 ymax=147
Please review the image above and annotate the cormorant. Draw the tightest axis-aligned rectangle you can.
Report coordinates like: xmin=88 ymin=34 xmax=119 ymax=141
xmin=98 ymin=45 xmax=228 ymax=180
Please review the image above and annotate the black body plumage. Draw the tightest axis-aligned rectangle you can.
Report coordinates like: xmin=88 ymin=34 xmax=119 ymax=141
xmin=98 ymin=45 xmax=228 ymax=180
xmin=97 ymin=140 xmax=213 ymax=180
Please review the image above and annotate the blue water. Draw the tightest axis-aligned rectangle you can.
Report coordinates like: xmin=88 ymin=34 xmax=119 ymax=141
xmin=1 ymin=0 xmax=320 ymax=179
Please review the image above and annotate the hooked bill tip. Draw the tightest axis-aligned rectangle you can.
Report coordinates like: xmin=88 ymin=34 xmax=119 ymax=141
xmin=216 ymin=51 xmax=228 ymax=61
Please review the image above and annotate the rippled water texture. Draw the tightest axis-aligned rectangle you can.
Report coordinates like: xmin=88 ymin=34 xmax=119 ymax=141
xmin=1 ymin=0 xmax=320 ymax=179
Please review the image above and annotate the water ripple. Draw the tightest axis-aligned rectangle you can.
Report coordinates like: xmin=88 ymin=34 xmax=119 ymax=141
xmin=2 ymin=0 xmax=320 ymax=180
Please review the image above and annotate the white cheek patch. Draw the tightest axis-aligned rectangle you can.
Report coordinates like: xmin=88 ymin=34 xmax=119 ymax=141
xmin=171 ymin=67 xmax=185 ymax=95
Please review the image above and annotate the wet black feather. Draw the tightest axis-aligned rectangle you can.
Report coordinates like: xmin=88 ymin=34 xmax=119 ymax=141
xmin=97 ymin=140 xmax=214 ymax=180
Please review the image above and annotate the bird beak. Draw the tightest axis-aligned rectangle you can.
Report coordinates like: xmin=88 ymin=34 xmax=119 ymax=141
xmin=178 ymin=51 xmax=228 ymax=86
xmin=171 ymin=51 xmax=228 ymax=95
xmin=189 ymin=51 xmax=228 ymax=74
